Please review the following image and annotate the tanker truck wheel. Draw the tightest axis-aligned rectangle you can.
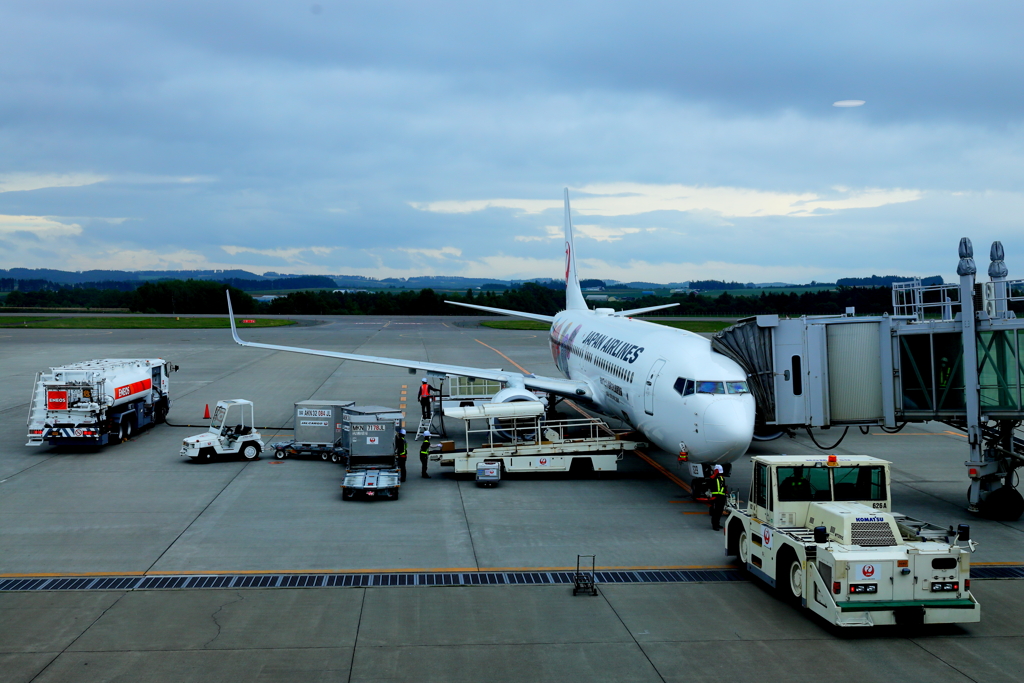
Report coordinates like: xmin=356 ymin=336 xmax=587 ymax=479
xmin=120 ymin=421 xmax=133 ymax=443
xmin=241 ymin=443 xmax=261 ymax=461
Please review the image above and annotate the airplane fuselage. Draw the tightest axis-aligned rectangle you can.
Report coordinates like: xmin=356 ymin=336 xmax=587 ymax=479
xmin=549 ymin=309 xmax=755 ymax=464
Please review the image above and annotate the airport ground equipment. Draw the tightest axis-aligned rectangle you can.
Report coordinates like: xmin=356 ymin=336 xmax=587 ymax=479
xmin=271 ymin=400 xmax=353 ymax=461
xmin=26 ymin=358 xmax=176 ymax=447
xmin=180 ymin=400 xmax=264 ymax=462
xmin=724 ymin=454 xmax=980 ymax=627
xmin=476 ymin=460 xmax=501 ymax=486
xmin=573 ymin=555 xmax=598 ymax=596
xmin=435 ymin=401 xmax=645 ymax=474
xmin=713 ymin=238 xmax=1024 ymax=519
xmin=339 ymin=408 xmax=403 ymax=501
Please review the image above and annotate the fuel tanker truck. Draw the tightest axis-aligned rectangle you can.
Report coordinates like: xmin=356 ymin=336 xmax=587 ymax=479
xmin=26 ymin=358 xmax=177 ymax=447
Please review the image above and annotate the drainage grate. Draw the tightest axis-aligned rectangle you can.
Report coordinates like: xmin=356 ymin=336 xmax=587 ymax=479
xmin=3 ymin=566 xmax=1019 ymax=592
xmin=1 ymin=569 xmax=741 ymax=591
xmin=970 ymin=565 xmax=1024 ymax=580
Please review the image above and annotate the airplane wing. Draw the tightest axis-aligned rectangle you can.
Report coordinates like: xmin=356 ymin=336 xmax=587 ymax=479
xmin=227 ymin=293 xmax=593 ymax=400
xmin=444 ymin=300 xmax=554 ymax=322
xmin=613 ymin=303 xmax=679 ymax=317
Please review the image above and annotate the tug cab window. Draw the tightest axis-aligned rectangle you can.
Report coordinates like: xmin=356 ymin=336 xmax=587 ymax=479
xmin=777 ymin=466 xmax=831 ymax=501
xmin=832 ymin=466 xmax=886 ymax=501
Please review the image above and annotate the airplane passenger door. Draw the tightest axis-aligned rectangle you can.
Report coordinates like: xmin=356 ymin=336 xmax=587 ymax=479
xmin=643 ymin=359 xmax=667 ymax=415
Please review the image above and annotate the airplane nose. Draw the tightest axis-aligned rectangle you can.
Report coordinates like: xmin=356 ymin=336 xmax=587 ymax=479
xmin=703 ymin=400 xmax=754 ymax=456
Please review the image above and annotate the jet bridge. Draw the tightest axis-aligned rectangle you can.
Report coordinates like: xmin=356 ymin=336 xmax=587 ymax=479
xmin=713 ymin=238 xmax=1024 ymax=520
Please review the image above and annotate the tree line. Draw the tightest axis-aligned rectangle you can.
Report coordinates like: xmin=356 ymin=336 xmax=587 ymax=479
xmin=2 ymin=278 xmax=922 ymax=317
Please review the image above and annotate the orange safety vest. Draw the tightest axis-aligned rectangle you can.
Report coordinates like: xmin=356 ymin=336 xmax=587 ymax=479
xmin=419 ymin=383 xmax=431 ymax=398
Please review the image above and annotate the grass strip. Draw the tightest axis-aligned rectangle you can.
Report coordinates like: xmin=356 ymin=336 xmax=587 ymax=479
xmin=0 ymin=317 xmax=296 ymax=329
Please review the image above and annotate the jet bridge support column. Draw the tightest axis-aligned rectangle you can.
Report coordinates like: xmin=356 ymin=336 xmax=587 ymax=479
xmin=958 ymin=239 xmax=985 ymax=512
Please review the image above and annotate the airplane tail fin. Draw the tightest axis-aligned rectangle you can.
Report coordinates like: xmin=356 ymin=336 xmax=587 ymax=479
xmin=563 ymin=188 xmax=588 ymax=311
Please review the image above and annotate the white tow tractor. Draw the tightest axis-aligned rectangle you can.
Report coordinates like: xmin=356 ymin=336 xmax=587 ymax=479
xmin=180 ymin=400 xmax=263 ymax=463
xmin=725 ymin=454 xmax=980 ymax=627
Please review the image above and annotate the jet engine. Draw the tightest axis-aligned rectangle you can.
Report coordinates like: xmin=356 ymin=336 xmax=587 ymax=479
xmin=489 ymin=387 xmax=547 ymax=440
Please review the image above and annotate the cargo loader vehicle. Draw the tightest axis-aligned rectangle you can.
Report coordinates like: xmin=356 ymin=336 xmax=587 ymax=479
xmin=725 ymin=454 xmax=980 ymax=627
xmin=27 ymin=358 xmax=176 ymax=447
xmin=180 ymin=399 xmax=264 ymax=462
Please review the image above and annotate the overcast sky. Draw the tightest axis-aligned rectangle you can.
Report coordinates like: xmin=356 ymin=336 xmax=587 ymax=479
xmin=2 ymin=1 xmax=1023 ymax=283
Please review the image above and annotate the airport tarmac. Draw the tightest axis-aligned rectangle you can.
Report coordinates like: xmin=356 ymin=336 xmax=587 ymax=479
xmin=2 ymin=315 xmax=1023 ymax=681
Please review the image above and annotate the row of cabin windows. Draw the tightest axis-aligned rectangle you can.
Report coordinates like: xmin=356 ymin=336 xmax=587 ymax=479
xmin=595 ymin=355 xmax=634 ymax=383
xmin=671 ymin=378 xmax=750 ymax=396
xmin=751 ymin=464 xmax=886 ymax=508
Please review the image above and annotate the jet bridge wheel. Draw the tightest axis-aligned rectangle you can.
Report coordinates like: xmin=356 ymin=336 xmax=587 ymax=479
xmin=977 ymin=485 xmax=1024 ymax=521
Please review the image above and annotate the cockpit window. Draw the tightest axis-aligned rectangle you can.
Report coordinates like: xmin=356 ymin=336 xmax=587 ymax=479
xmin=696 ymin=381 xmax=725 ymax=394
xmin=726 ymin=381 xmax=749 ymax=394
xmin=673 ymin=378 xmax=695 ymax=396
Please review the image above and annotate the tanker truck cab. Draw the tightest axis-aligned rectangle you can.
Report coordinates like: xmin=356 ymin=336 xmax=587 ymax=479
xmin=725 ymin=455 xmax=980 ymax=627
xmin=180 ymin=399 xmax=263 ymax=462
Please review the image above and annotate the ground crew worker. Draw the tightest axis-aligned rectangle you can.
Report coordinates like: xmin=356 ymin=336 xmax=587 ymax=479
xmin=420 ymin=431 xmax=432 ymax=478
xmin=395 ymin=428 xmax=408 ymax=482
xmin=418 ymin=379 xmax=438 ymax=418
xmin=709 ymin=464 xmax=727 ymax=531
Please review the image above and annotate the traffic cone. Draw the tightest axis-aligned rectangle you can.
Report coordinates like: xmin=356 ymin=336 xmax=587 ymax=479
xmin=203 ymin=404 xmax=211 ymax=419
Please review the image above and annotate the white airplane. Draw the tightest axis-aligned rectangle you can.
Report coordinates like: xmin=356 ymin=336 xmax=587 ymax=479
xmin=227 ymin=190 xmax=755 ymax=472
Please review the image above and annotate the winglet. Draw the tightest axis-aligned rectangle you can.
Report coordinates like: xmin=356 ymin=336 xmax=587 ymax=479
xmin=563 ymin=188 xmax=588 ymax=311
xmin=226 ymin=290 xmax=243 ymax=344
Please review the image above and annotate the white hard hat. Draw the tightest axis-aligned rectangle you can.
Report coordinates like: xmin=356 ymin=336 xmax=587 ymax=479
xmin=422 ymin=431 xmax=432 ymax=438
xmin=421 ymin=378 xmax=428 ymax=382
xmin=399 ymin=428 xmax=406 ymax=435
xmin=713 ymin=464 xmax=724 ymax=474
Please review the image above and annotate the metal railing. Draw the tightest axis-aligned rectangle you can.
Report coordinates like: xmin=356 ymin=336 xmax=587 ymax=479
xmin=892 ymin=279 xmax=963 ymax=321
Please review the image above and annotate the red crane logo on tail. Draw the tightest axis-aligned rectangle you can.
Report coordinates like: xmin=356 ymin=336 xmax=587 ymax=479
xmin=565 ymin=242 xmax=571 ymax=283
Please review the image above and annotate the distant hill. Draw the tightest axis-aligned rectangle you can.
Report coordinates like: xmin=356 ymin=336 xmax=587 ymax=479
xmin=0 ymin=268 xmax=265 ymax=284
xmin=837 ymin=275 xmax=944 ymax=287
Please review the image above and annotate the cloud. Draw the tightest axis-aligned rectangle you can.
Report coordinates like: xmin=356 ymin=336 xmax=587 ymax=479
xmin=0 ymin=173 xmax=107 ymax=193
xmin=412 ymin=183 xmax=922 ymax=219
xmin=0 ymin=215 xmax=82 ymax=236
xmin=515 ymin=226 xmax=562 ymax=242
xmin=396 ymin=246 xmax=463 ymax=259
xmin=220 ymin=245 xmax=335 ymax=262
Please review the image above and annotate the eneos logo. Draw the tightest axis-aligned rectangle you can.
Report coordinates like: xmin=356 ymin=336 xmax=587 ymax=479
xmin=862 ymin=564 xmax=875 ymax=578
xmin=113 ymin=379 xmax=151 ymax=401
xmin=47 ymin=391 xmax=68 ymax=410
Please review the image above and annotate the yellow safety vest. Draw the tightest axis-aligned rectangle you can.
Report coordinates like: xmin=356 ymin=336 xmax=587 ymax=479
xmin=420 ymin=440 xmax=430 ymax=457
xmin=711 ymin=476 xmax=726 ymax=496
